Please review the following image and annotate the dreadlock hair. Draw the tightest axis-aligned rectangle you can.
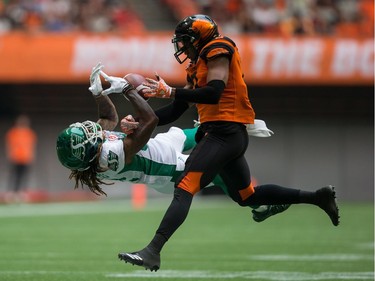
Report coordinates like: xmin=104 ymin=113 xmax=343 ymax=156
xmin=69 ymin=148 xmax=112 ymax=196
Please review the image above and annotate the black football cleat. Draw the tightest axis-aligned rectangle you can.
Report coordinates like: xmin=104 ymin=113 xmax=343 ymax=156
xmin=252 ymin=204 xmax=291 ymax=222
xmin=118 ymin=247 xmax=160 ymax=272
xmin=316 ymin=185 xmax=340 ymax=226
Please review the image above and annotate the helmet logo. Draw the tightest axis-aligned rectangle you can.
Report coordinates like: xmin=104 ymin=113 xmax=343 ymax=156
xmin=71 ymin=133 xmax=86 ymax=161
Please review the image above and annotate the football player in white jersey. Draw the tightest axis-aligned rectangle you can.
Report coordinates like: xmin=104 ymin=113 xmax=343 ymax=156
xmin=56 ymin=63 xmax=290 ymax=223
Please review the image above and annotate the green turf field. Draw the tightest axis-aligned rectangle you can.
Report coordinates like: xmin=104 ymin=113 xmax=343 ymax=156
xmin=0 ymin=197 xmax=373 ymax=281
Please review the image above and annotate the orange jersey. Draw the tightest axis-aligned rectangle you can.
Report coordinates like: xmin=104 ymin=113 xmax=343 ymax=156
xmin=186 ymin=36 xmax=255 ymax=124
xmin=6 ymin=127 xmax=37 ymax=164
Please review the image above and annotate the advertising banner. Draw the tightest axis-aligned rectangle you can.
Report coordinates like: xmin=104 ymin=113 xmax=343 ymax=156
xmin=0 ymin=33 xmax=373 ymax=85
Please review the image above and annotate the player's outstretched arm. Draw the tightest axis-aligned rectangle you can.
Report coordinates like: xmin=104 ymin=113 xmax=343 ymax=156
xmin=95 ymin=95 xmax=119 ymax=131
xmin=123 ymin=89 xmax=159 ymax=164
xmin=88 ymin=63 xmax=119 ymax=131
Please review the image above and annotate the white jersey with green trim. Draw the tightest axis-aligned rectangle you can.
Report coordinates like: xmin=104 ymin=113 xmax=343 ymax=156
xmin=97 ymin=127 xmax=188 ymax=194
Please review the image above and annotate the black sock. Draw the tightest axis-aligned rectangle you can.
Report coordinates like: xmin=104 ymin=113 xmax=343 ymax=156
xmin=147 ymin=233 xmax=167 ymax=254
xmin=298 ymin=190 xmax=318 ymax=204
xmin=148 ymin=188 xmax=193 ymax=253
xmin=245 ymin=184 xmax=316 ymax=205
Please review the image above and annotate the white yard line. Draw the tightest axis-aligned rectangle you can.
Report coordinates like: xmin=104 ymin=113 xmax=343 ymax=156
xmin=0 ymin=270 xmax=373 ymax=280
xmin=247 ymin=254 xmax=373 ymax=261
xmin=107 ymin=270 xmax=374 ymax=280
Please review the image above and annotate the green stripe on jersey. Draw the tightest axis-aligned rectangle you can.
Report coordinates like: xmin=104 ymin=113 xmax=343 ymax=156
xmin=123 ymin=154 xmax=178 ymax=177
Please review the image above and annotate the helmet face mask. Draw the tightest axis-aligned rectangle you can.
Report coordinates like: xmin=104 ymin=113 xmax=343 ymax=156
xmin=172 ymin=34 xmax=197 ymax=64
xmin=172 ymin=14 xmax=219 ymax=64
xmin=56 ymin=121 xmax=104 ymax=171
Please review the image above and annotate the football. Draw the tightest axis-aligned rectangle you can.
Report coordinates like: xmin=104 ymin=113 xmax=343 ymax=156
xmin=124 ymin=73 xmax=148 ymax=100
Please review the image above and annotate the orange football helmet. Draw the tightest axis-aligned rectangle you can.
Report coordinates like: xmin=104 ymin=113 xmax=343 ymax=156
xmin=172 ymin=14 xmax=219 ymax=64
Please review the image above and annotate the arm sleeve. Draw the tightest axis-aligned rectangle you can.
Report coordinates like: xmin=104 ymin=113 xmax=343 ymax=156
xmin=154 ymin=99 xmax=189 ymax=126
xmin=174 ymin=80 xmax=225 ymax=104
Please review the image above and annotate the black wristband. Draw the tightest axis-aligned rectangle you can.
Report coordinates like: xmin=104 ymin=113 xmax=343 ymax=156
xmin=122 ymin=82 xmax=135 ymax=95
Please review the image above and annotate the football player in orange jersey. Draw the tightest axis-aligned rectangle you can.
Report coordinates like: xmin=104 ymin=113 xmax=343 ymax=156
xmin=103 ymin=15 xmax=339 ymax=272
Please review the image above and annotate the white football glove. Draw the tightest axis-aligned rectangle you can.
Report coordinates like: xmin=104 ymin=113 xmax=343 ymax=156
xmin=120 ymin=115 xmax=139 ymax=135
xmin=100 ymin=70 xmax=133 ymax=96
xmin=88 ymin=62 xmax=104 ymax=96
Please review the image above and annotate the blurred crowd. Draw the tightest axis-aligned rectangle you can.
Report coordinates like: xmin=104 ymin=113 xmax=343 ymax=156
xmin=198 ymin=0 xmax=374 ymax=36
xmin=0 ymin=0 xmax=145 ymax=34
xmin=0 ymin=0 xmax=373 ymax=37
